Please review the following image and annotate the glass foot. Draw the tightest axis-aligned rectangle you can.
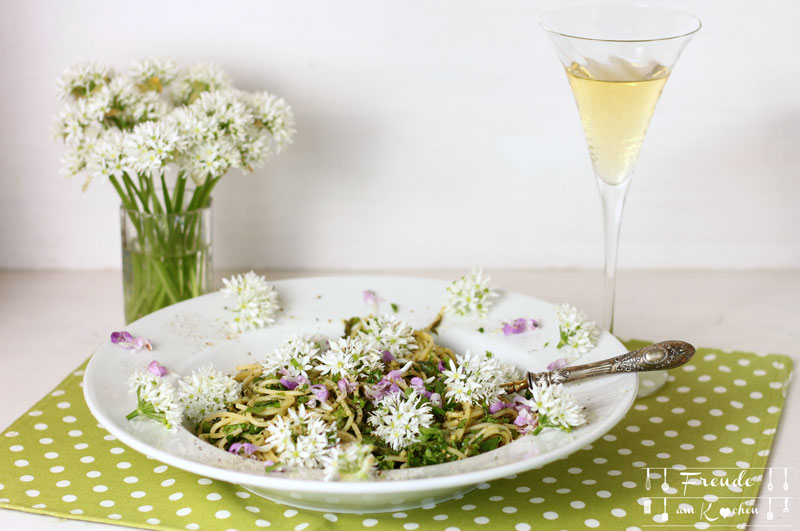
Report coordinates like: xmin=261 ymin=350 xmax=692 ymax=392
xmin=636 ymin=371 xmax=669 ymax=398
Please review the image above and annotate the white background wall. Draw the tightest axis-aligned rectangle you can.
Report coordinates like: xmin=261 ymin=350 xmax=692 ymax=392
xmin=0 ymin=0 xmax=798 ymax=271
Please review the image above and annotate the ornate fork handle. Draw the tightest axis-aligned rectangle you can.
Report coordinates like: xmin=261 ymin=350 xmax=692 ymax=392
xmin=502 ymin=340 xmax=695 ymax=393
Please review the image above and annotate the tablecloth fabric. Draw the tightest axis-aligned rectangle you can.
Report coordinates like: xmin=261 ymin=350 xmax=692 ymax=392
xmin=0 ymin=340 xmax=793 ymax=530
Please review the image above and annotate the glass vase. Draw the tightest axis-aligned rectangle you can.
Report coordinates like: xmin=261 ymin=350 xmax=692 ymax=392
xmin=120 ymin=203 xmax=212 ymax=323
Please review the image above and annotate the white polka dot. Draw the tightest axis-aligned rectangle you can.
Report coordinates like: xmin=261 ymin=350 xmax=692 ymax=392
xmin=80 ymin=456 xmax=94 ymax=463
xmin=742 ymin=437 xmax=755 ymax=445
xmin=703 ymin=433 xmax=717 ymax=441
xmin=515 ymin=525 xmax=530 ymax=531
xmin=44 ymin=452 xmax=59 ymax=459
xmin=709 ymin=409 xmax=723 ymax=417
xmin=20 ymin=475 xmax=34 ymax=482
xmin=693 ymin=397 xmax=706 ymax=404
xmin=197 ymin=478 xmax=212 ymax=485
xmin=585 ymin=519 xmax=600 ymax=528
xmin=593 ymin=457 xmax=607 ymax=464
xmin=153 ymin=465 xmax=168 ymax=473
xmin=677 ymin=386 xmax=690 ymax=393
xmin=461 ymin=504 xmax=476 ymax=510
xmin=725 ymin=424 xmax=739 ymax=432
xmin=571 ymin=501 xmax=585 ymax=509
xmin=323 ymin=513 xmax=337 ymax=522
xmin=68 ymin=430 xmax=82 ymax=437
xmin=255 ymin=520 xmax=271 ymax=527
xmin=185 ymin=525 xmax=199 ymax=531
xmin=39 ymin=438 xmax=53 ymax=445
xmin=169 ymin=492 xmax=183 ymax=501
xmin=608 ymin=470 xmax=622 ymax=476
xmin=161 ymin=479 xmax=175 ymax=487
xmin=56 ymin=480 xmax=70 ymax=487
xmin=688 ymin=420 xmax=701 ymax=427
xmin=15 ymin=460 xmax=28 ymax=467
xmin=434 ymin=514 xmax=448 ymax=520
xmin=556 ymin=487 xmax=572 ymax=493
xmin=100 ymin=500 xmax=114 ymax=507
xmin=747 ymin=416 xmax=761 ymax=423
xmin=720 ymin=447 xmax=734 ymax=454
xmin=502 ymin=506 xmax=518 ymax=513
xmin=107 ymin=514 xmax=121 ymax=520
xmin=754 ymin=369 xmax=766 ymax=376
xmin=124 ymin=476 xmax=138 ymax=484
xmin=4 ymin=431 xmax=19 ymax=438
xmin=215 ymin=510 xmax=230 ymax=519
xmin=296 ymin=524 xmax=310 ymax=531
xmin=516 ymin=486 xmax=530 ymax=493
xmin=362 ymin=519 xmax=378 ymax=527
xmin=543 ymin=511 xmax=558 ymax=520
xmin=62 ymin=416 xmax=77 ymax=423
xmin=488 ymin=496 xmax=503 ymax=502
xmin=176 ymin=507 xmax=191 ymax=516
xmin=9 ymin=445 xmax=23 ymax=452
xmin=146 ymin=519 xmax=160 ymax=525
xmin=473 ymin=517 xmax=489 ymax=525
xmin=102 ymin=434 xmax=116 ymax=441
xmin=51 ymin=390 xmax=65 ymax=396
xmin=86 ymin=470 xmax=100 ymax=478
xmin=622 ymin=481 xmax=637 ymax=488
xmin=750 ymin=391 xmax=763 ymax=399
xmin=33 ymin=424 xmax=47 ymax=431
xmin=29 ymin=411 xmax=42 ymax=417
xmin=603 ymin=434 xmax=617 ymax=442
xmin=713 ymin=386 xmax=727 ymax=393
xmin=641 ymin=440 xmax=655 ymax=447
xmin=207 ymin=492 xmax=222 ymax=501
xmin=618 ymin=448 xmax=632 ymax=455
xmin=109 ymin=447 xmax=124 ymax=454
xmin=235 ymin=491 xmax=250 ymax=498
xmin=626 ymin=425 xmax=640 ymax=432
xmin=733 ymin=379 xmax=746 ymax=386
xmin=696 ymin=456 xmax=711 ymax=463
xmin=69 ymin=509 xmax=83 ymax=515
xmin=57 ymin=402 xmax=71 ymax=409
xmin=62 ymin=495 xmax=76 ymax=502
xmin=542 ymin=477 xmax=557 ymax=483
xmin=116 ymin=462 xmax=131 ymax=469
xmin=596 ymin=490 xmax=611 ymax=498
xmin=131 ymin=491 xmax=146 ymax=498
xmin=529 ymin=497 xmax=544 ymax=503
xmin=93 ymin=485 xmax=107 ymax=493
xmin=25 ymin=489 xmax=39 ymax=497
xmin=768 ymin=406 xmax=780 ymax=414
xmin=284 ymin=509 xmax=298 ymax=517
xmin=245 ymin=506 xmax=260 ymax=513
xmin=680 ymin=443 xmax=694 ymax=450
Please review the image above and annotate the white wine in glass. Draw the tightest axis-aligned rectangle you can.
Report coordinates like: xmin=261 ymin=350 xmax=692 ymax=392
xmin=541 ymin=6 xmax=700 ymax=396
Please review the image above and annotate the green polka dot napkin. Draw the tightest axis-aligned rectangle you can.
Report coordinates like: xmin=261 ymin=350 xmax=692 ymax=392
xmin=0 ymin=341 xmax=792 ymax=531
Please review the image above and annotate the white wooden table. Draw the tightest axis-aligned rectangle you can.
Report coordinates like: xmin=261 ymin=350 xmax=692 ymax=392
xmin=0 ymin=270 xmax=797 ymax=529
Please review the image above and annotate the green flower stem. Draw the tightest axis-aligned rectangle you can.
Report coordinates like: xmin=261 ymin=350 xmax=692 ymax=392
xmin=117 ymin=170 xmax=211 ymax=323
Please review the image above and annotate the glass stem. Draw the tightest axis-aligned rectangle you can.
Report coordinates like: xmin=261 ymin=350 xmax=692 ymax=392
xmin=597 ymin=177 xmax=631 ymax=334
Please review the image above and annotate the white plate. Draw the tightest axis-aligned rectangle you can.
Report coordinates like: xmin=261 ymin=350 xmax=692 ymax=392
xmin=83 ymin=275 xmax=637 ymax=513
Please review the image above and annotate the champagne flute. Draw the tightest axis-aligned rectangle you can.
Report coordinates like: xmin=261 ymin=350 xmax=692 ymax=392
xmin=540 ymin=6 xmax=700 ymax=396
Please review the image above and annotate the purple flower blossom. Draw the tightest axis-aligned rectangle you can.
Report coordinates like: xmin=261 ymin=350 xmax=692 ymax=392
xmin=382 ymin=350 xmax=394 ymax=364
xmin=429 ymin=393 xmax=443 ymax=408
xmin=437 ymin=360 xmax=445 ymax=372
xmin=370 ymin=379 xmax=401 ymax=402
xmin=513 ymin=408 xmax=538 ymax=434
xmin=111 ymin=331 xmax=153 ymax=353
xmin=362 ymin=290 xmax=381 ymax=307
xmin=502 ymin=318 xmax=539 ymax=336
xmin=547 ymin=357 xmax=568 ymax=371
xmin=228 ymin=442 xmax=258 ymax=456
xmin=278 ymin=374 xmax=307 ymax=390
xmin=410 ymin=376 xmax=433 ymax=399
xmin=489 ymin=401 xmax=512 ymax=414
xmin=338 ymin=378 xmax=357 ymax=395
xmin=264 ymin=459 xmax=275 ymax=467
xmin=147 ymin=360 xmax=167 ymax=377
xmin=309 ymin=384 xmax=330 ymax=405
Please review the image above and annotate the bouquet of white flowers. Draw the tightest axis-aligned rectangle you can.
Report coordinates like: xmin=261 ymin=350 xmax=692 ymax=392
xmin=53 ymin=58 xmax=295 ymax=322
